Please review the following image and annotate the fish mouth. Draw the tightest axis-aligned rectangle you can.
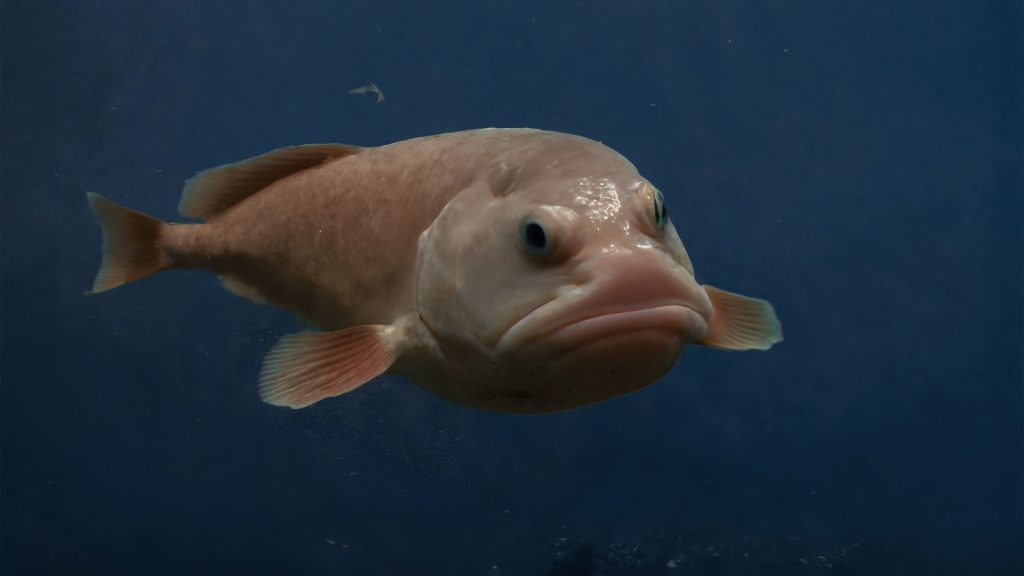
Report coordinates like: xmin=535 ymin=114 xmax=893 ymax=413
xmin=495 ymin=301 xmax=708 ymax=361
xmin=493 ymin=250 xmax=712 ymax=362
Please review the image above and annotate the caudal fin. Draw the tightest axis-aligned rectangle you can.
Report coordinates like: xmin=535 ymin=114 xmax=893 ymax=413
xmin=86 ymin=192 xmax=170 ymax=293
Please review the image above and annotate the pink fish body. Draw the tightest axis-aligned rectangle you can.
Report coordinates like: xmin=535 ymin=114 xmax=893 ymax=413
xmin=88 ymin=128 xmax=781 ymax=413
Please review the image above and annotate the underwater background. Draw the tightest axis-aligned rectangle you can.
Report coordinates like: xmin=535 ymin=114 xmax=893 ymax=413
xmin=2 ymin=1 xmax=1021 ymax=574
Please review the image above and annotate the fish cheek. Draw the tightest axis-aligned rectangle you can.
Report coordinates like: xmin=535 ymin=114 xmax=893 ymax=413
xmin=415 ymin=187 xmax=515 ymax=350
xmin=663 ymin=219 xmax=695 ymax=276
xmin=417 ymin=191 xmax=559 ymax=357
xmin=449 ymin=204 xmax=574 ymax=348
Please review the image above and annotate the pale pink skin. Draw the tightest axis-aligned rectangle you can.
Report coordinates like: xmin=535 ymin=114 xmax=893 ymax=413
xmin=164 ymin=129 xmax=713 ymax=413
xmin=402 ymin=132 xmax=712 ymax=412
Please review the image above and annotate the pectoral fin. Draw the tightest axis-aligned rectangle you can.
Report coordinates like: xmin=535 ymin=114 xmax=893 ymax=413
xmin=258 ymin=325 xmax=399 ymax=409
xmin=698 ymin=285 xmax=783 ymax=351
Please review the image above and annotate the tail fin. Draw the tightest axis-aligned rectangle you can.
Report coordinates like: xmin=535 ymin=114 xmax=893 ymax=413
xmin=86 ymin=192 xmax=170 ymax=293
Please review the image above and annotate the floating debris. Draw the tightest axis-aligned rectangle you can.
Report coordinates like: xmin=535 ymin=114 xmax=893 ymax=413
xmin=348 ymin=82 xmax=385 ymax=103
xmin=539 ymin=534 xmax=906 ymax=575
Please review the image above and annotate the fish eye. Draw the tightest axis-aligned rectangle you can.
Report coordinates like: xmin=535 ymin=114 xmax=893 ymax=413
xmin=517 ymin=206 xmax=580 ymax=262
xmin=520 ymin=219 xmax=550 ymax=256
xmin=641 ymin=183 xmax=668 ymax=232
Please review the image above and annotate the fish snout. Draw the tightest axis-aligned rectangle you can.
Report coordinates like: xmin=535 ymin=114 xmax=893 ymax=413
xmin=571 ymin=250 xmax=712 ymax=321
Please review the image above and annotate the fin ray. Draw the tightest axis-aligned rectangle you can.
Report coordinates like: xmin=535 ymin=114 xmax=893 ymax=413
xmin=86 ymin=192 xmax=170 ymax=293
xmin=258 ymin=326 xmax=397 ymax=409
xmin=698 ymin=285 xmax=783 ymax=350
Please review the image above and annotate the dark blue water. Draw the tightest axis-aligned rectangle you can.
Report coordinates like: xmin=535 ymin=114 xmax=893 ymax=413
xmin=3 ymin=1 xmax=1021 ymax=574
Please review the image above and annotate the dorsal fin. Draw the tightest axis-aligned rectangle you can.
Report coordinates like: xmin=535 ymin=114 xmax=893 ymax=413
xmin=179 ymin=143 xmax=361 ymax=219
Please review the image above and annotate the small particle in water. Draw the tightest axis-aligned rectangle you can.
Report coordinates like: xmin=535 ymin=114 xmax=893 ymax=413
xmin=349 ymin=83 xmax=386 ymax=103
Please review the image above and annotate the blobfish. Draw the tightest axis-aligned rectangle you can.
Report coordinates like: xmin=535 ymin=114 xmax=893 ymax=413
xmin=87 ymin=128 xmax=782 ymax=414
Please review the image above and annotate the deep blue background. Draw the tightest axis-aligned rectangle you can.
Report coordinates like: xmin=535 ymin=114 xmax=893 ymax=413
xmin=2 ymin=1 xmax=1021 ymax=574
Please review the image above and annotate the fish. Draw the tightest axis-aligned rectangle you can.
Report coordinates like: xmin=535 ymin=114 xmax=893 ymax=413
xmin=87 ymin=128 xmax=782 ymax=414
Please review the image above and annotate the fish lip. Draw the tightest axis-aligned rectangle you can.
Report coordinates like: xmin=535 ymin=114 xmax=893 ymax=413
xmin=495 ymin=302 xmax=707 ymax=358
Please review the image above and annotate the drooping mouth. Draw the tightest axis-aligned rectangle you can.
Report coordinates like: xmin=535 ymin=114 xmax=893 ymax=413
xmin=495 ymin=300 xmax=708 ymax=360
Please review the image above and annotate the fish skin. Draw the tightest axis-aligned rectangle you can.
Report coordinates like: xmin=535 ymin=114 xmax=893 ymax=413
xmin=89 ymin=128 xmax=782 ymax=413
xmin=163 ymin=130 xmax=494 ymax=329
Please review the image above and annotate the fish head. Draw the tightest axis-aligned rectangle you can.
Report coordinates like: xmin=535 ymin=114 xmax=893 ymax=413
xmin=415 ymin=137 xmax=711 ymax=412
